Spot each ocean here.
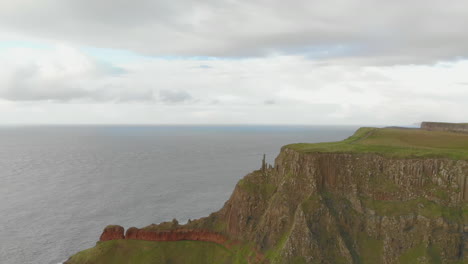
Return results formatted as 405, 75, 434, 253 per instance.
0, 125, 358, 264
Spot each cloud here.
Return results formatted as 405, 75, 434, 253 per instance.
0, 43, 467, 125
1, 0, 468, 64
159, 90, 193, 103
0, 45, 153, 102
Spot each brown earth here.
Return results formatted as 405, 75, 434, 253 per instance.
99, 225, 125, 241
99, 226, 228, 246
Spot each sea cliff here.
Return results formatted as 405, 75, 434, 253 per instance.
66, 127, 468, 264
421, 122, 468, 133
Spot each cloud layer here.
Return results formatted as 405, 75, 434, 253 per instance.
0, 1, 467, 124
1, 0, 468, 63
0, 44, 467, 125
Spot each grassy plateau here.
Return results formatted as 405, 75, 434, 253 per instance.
286, 127, 468, 160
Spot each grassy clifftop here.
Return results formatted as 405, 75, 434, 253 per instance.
286, 127, 468, 160
66, 240, 255, 264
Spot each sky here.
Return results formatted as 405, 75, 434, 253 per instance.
0, 0, 467, 125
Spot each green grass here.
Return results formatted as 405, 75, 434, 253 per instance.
398, 244, 445, 264
66, 240, 254, 264
237, 177, 277, 199
286, 127, 468, 160
361, 197, 462, 222
357, 232, 384, 264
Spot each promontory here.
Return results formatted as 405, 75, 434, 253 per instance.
66, 123, 468, 264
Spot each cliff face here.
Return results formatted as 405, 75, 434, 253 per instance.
99, 225, 125, 241
421, 122, 468, 133
207, 149, 467, 263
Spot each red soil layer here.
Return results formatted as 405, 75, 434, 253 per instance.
98, 225, 227, 245
98, 225, 265, 263
125, 227, 228, 244
99, 225, 125, 241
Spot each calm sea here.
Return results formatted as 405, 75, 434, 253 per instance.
0, 125, 358, 264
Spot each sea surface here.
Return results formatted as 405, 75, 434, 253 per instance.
0, 125, 359, 264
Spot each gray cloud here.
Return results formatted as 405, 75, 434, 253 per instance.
1, 0, 468, 64
159, 89, 193, 103
0, 46, 154, 102
4, 65, 90, 101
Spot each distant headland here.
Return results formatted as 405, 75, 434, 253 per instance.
421, 121, 468, 133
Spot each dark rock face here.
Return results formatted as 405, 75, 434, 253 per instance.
212, 149, 468, 263
93, 147, 467, 263
421, 121, 468, 133
99, 225, 125, 241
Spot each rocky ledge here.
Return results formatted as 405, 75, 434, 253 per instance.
421, 121, 468, 133
98, 225, 228, 245
99, 225, 125, 241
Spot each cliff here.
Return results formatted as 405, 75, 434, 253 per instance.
99, 225, 125, 241
97, 225, 229, 245
212, 150, 467, 263
66, 127, 468, 264
421, 122, 468, 133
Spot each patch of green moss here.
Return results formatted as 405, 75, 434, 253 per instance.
264, 230, 292, 263
357, 232, 383, 264
427, 245, 442, 264
361, 197, 462, 222
398, 244, 427, 264
398, 244, 444, 264
291, 256, 307, 264
237, 178, 277, 199
301, 194, 321, 213
463, 204, 468, 224
368, 175, 401, 193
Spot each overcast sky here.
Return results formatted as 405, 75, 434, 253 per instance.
0, 0, 467, 125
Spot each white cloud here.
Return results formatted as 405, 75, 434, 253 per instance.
0, 45, 152, 102
0, 44, 467, 125
1, 0, 468, 63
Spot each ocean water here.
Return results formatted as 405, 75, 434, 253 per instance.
0, 125, 358, 264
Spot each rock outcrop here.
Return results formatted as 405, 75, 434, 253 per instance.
97, 226, 228, 245
421, 121, 468, 133
205, 149, 468, 263
99, 225, 125, 241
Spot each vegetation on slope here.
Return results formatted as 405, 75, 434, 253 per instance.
65, 240, 254, 264
286, 127, 468, 159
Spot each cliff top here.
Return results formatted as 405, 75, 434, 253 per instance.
422, 121, 468, 125
286, 127, 468, 160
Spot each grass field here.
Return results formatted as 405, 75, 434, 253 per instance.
286, 127, 468, 160
65, 240, 254, 264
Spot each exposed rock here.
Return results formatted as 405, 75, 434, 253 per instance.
99, 226, 228, 245
99, 225, 125, 241
421, 121, 468, 133
208, 149, 468, 263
